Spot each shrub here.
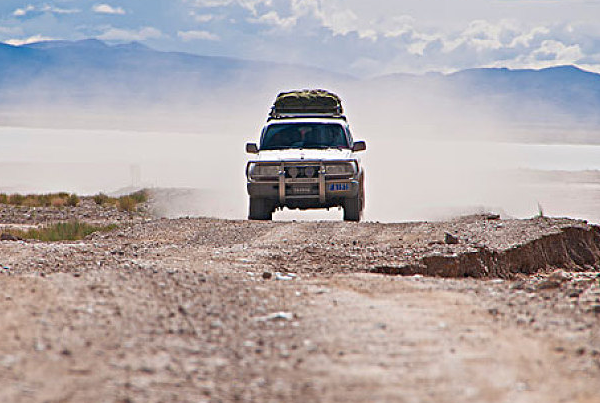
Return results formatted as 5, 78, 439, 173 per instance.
130, 190, 149, 204
6, 221, 118, 242
51, 197, 66, 207
117, 196, 137, 212
23, 196, 40, 207
66, 194, 80, 207
9, 194, 24, 205
0, 194, 7, 204
93, 193, 110, 205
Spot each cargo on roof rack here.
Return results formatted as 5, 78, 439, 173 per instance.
269, 89, 345, 120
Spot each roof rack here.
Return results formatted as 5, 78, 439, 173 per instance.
268, 109, 347, 121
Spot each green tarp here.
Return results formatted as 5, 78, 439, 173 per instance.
273, 89, 343, 114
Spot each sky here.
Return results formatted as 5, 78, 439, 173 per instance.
2, 0, 600, 76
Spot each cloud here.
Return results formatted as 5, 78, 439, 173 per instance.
12, 4, 80, 17
41, 5, 80, 15
0, 26, 23, 36
93, 4, 126, 15
178, 30, 220, 41
13, 5, 35, 17
248, 10, 296, 29
192, 13, 215, 23
97, 26, 162, 41
4, 34, 58, 46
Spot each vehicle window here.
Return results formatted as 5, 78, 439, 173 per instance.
261, 123, 349, 150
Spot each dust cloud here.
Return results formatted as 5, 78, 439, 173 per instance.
1, 79, 599, 223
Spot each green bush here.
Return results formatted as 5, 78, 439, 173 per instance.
130, 190, 149, 204
7, 221, 118, 242
117, 196, 137, 212
66, 194, 80, 207
93, 193, 111, 205
9, 194, 24, 205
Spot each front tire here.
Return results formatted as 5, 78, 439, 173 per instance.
343, 197, 362, 222
249, 198, 272, 221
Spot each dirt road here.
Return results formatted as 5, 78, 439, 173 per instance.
0, 214, 599, 402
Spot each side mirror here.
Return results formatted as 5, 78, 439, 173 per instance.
352, 141, 366, 152
246, 143, 259, 154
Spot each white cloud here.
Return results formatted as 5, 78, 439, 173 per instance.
97, 27, 162, 41
93, 4, 126, 15
188, 0, 275, 16
249, 11, 296, 29
4, 35, 58, 46
12, 4, 79, 17
193, 13, 215, 23
13, 5, 35, 17
178, 30, 220, 41
0, 26, 23, 36
41, 5, 80, 15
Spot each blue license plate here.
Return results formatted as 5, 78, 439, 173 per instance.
329, 183, 349, 191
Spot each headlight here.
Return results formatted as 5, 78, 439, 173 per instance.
325, 162, 355, 176
248, 163, 279, 179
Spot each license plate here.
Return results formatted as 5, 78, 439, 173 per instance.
329, 183, 349, 191
292, 186, 313, 194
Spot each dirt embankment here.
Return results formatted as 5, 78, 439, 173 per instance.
372, 217, 600, 278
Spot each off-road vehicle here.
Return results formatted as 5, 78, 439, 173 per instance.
245, 90, 366, 221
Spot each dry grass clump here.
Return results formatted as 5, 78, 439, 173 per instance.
5, 221, 117, 242
93, 190, 148, 212
0, 193, 80, 207
0, 190, 147, 212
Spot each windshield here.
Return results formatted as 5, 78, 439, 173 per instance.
261, 123, 349, 150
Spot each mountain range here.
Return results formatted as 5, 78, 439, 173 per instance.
1, 39, 600, 138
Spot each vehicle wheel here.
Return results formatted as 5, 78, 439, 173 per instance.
249, 198, 272, 220
343, 197, 361, 222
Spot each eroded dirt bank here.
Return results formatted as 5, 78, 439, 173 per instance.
0, 212, 599, 402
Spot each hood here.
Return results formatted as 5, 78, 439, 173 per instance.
256, 148, 354, 162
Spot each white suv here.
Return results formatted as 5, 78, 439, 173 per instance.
245, 93, 366, 221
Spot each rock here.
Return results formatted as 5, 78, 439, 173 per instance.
255, 312, 294, 322
536, 279, 562, 290
486, 214, 501, 220
548, 270, 570, 283
511, 281, 525, 290
0, 233, 21, 241
591, 304, 600, 314
275, 273, 294, 281
262, 272, 272, 280
210, 320, 224, 329
537, 271, 570, 290
444, 232, 459, 245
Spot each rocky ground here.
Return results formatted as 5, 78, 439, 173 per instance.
0, 198, 150, 228
0, 200, 599, 402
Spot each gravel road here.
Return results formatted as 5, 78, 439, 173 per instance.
0, 208, 599, 402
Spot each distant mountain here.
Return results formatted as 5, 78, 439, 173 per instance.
2, 39, 600, 139
373, 65, 600, 127
0, 39, 353, 106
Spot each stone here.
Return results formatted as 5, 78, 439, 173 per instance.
444, 232, 459, 245
0, 233, 20, 241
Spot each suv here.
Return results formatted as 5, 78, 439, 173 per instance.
245, 90, 366, 221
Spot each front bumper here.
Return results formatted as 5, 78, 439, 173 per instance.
248, 179, 360, 209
